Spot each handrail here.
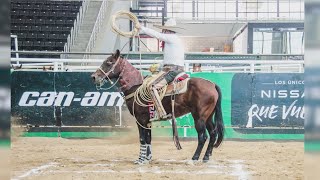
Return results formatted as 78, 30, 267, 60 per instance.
11, 58, 305, 73
84, 1, 108, 59
63, 0, 91, 57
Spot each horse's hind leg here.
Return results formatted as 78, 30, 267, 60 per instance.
192, 113, 208, 161
203, 114, 216, 162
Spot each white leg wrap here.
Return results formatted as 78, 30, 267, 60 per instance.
134, 144, 152, 165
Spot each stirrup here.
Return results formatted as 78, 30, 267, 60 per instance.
160, 113, 172, 120
150, 113, 172, 122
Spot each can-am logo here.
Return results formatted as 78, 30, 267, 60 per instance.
18, 91, 124, 107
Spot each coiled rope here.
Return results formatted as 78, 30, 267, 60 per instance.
111, 10, 141, 38
133, 72, 168, 107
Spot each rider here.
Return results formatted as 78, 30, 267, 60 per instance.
138, 19, 185, 120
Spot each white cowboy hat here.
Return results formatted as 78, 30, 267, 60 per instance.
153, 18, 185, 33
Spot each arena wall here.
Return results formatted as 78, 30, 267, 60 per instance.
11, 71, 304, 140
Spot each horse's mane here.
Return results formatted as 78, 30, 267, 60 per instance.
119, 58, 143, 92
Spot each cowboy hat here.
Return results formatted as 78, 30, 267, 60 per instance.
153, 18, 185, 33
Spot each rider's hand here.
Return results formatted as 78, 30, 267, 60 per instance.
136, 22, 142, 30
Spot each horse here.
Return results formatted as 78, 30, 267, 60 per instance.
91, 50, 224, 164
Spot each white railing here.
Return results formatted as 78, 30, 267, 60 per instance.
10, 58, 305, 73
10, 35, 19, 59
84, 0, 109, 59
63, 0, 91, 57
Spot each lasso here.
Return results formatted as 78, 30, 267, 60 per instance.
133, 73, 168, 107
111, 10, 141, 38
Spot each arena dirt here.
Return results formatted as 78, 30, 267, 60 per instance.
11, 137, 303, 180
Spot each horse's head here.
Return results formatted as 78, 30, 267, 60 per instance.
91, 49, 123, 84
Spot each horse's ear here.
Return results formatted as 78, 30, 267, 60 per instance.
114, 49, 120, 59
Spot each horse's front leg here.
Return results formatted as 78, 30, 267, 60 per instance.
134, 123, 152, 164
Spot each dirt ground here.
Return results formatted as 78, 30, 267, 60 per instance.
11, 137, 303, 180
0, 148, 10, 180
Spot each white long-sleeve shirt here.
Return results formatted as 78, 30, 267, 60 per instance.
140, 26, 185, 67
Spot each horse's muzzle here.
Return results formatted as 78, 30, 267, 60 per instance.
91, 73, 100, 84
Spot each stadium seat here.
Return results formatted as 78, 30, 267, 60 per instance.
35, 19, 45, 25
11, 25, 20, 33
45, 19, 55, 25
12, 4, 22, 10
62, 26, 71, 33
33, 41, 44, 49
44, 41, 55, 50
53, 5, 61, 11
19, 10, 30, 17
37, 33, 48, 40
25, 19, 35, 25
42, 26, 52, 32
20, 26, 31, 32
18, 41, 23, 48
31, 26, 42, 32
65, 19, 74, 25
11, 1, 82, 53
30, 11, 40, 17
56, 20, 65, 25
11, 10, 19, 17
22, 41, 34, 50
49, 34, 60, 41
59, 34, 68, 41
55, 42, 65, 50
23, 4, 34, 10
52, 26, 63, 33
39, 11, 50, 17
17, 33, 27, 40
26, 33, 37, 40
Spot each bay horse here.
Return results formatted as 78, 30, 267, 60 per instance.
91, 50, 224, 164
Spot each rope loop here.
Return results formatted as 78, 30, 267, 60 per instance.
111, 10, 141, 38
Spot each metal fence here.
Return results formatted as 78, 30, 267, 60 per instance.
11, 52, 304, 73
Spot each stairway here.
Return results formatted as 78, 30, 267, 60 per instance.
68, 1, 102, 59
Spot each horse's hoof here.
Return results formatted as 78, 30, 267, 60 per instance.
192, 156, 199, 161
203, 159, 209, 163
203, 156, 209, 163
134, 159, 151, 165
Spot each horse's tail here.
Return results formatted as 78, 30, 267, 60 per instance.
213, 85, 224, 148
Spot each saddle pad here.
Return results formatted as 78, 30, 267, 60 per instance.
165, 78, 190, 96
174, 72, 190, 82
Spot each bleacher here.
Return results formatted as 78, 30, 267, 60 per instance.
11, 0, 82, 58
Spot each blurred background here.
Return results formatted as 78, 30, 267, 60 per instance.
305, 0, 320, 179
0, 0, 10, 179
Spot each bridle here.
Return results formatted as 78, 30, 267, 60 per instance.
96, 56, 122, 90
98, 56, 121, 84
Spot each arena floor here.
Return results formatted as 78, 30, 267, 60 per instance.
11, 136, 303, 180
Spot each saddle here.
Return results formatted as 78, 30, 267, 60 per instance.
124, 72, 190, 101
164, 72, 190, 96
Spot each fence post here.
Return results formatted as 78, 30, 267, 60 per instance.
250, 63, 254, 73
184, 63, 189, 72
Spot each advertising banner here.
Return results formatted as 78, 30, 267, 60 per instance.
11, 71, 304, 139
11, 71, 124, 126
231, 73, 304, 134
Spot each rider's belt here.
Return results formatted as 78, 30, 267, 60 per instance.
162, 64, 184, 72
